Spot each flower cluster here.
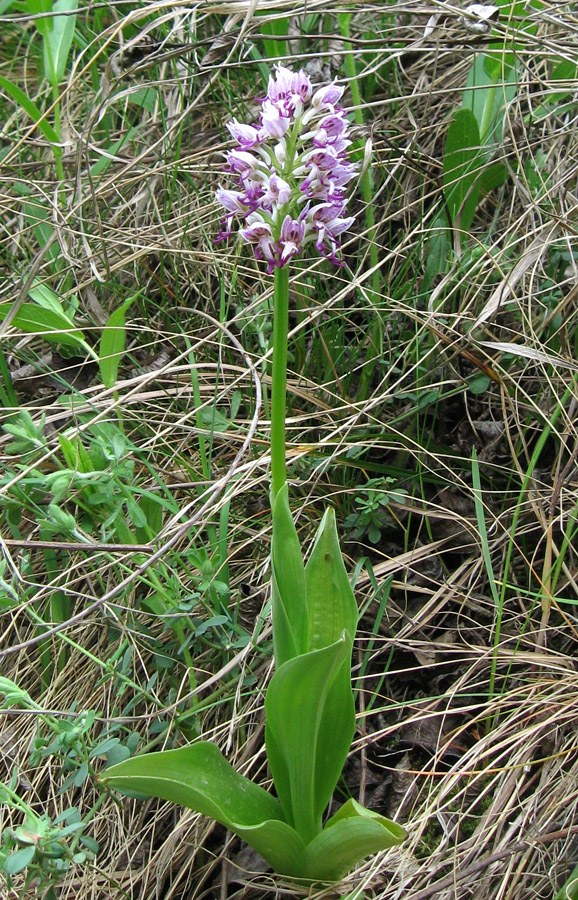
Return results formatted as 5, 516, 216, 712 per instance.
216, 65, 357, 272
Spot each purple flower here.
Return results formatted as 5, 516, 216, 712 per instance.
226, 119, 261, 149
279, 215, 306, 265
216, 64, 357, 269
311, 81, 345, 110
260, 100, 291, 139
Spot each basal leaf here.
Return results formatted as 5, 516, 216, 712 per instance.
265, 636, 349, 843
43, 0, 78, 85
104, 742, 282, 824
26, 0, 53, 36
303, 799, 406, 882
103, 742, 307, 875
0, 302, 86, 349
443, 108, 481, 234
271, 484, 307, 666
99, 294, 137, 388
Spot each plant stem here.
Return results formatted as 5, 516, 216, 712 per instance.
270, 266, 289, 499
51, 81, 65, 183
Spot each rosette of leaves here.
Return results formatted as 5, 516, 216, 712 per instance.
103, 487, 405, 883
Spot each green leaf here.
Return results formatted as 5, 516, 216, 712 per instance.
468, 374, 491, 395
0, 75, 59, 144
103, 742, 308, 876
304, 507, 357, 823
10, 189, 61, 262
43, 0, 78, 85
99, 295, 137, 388
26, 0, 53, 36
271, 484, 308, 665
423, 213, 450, 291
4, 845, 36, 875
477, 161, 507, 194
0, 302, 86, 349
58, 434, 93, 475
464, 54, 518, 144
443, 108, 481, 234
265, 635, 350, 843
305, 506, 357, 651
303, 799, 406, 882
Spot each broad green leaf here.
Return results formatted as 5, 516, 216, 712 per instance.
28, 282, 72, 315
103, 742, 308, 876
271, 484, 307, 665
104, 743, 282, 824
477, 161, 507, 195
303, 799, 406, 882
257, 12, 289, 61
304, 506, 357, 820
265, 636, 349, 843
4, 844, 36, 875
0, 75, 59, 144
26, 0, 53, 36
43, 0, 78, 85
464, 54, 518, 144
99, 295, 137, 388
305, 506, 357, 651
423, 214, 450, 291
0, 302, 86, 350
443, 108, 481, 233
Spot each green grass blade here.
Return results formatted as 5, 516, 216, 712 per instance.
0, 75, 59, 143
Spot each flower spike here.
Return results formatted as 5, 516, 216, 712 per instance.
216, 65, 357, 269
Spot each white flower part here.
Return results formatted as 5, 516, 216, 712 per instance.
274, 141, 287, 167
261, 174, 292, 210
260, 100, 290, 139
311, 81, 345, 109
226, 119, 260, 148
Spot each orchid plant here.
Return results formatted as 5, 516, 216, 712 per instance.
103, 65, 406, 884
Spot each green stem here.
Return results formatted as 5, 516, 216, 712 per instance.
51, 80, 65, 183
270, 266, 290, 499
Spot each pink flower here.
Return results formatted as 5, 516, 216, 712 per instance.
261, 174, 292, 210
225, 149, 260, 174
216, 186, 249, 213
279, 215, 306, 264
260, 100, 291, 139
240, 217, 278, 272
216, 65, 357, 269
312, 81, 345, 109
226, 119, 261, 149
